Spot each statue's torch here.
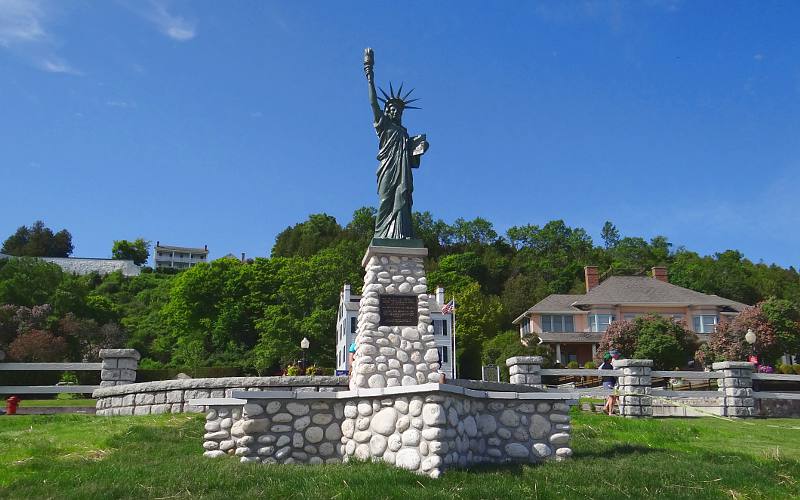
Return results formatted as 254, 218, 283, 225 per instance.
364, 47, 374, 68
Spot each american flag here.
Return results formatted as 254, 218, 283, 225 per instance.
441, 299, 455, 315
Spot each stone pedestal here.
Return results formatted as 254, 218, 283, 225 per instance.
615, 359, 652, 418
99, 349, 140, 387
350, 245, 441, 390
713, 361, 755, 417
506, 356, 543, 387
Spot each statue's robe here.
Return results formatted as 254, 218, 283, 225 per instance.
373, 114, 420, 239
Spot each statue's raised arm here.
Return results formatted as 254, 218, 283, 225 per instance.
364, 48, 381, 123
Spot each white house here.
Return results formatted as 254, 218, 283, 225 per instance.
335, 284, 455, 379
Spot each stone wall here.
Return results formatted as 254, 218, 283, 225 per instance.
195, 383, 574, 478
93, 376, 348, 416
351, 247, 440, 390
202, 399, 345, 464
340, 390, 572, 477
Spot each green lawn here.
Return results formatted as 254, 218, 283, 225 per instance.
0, 412, 798, 499
18, 399, 96, 408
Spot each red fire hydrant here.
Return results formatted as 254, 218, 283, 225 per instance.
6, 396, 20, 415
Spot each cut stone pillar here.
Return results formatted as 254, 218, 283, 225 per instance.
615, 359, 652, 418
506, 356, 542, 387
712, 361, 755, 417
351, 245, 440, 390
99, 349, 140, 387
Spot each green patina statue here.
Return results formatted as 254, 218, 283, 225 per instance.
364, 48, 429, 245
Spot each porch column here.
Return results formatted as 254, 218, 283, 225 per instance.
555, 343, 562, 364
591, 344, 597, 358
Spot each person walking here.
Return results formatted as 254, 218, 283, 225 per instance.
600, 353, 618, 415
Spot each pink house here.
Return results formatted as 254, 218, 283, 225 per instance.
512, 266, 748, 365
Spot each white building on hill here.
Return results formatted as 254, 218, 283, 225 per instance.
335, 284, 455, 379
154, 242, 209, 270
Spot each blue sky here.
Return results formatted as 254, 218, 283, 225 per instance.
1, 1, 798, 267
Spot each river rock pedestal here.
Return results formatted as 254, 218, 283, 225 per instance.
350, 245, 441, 390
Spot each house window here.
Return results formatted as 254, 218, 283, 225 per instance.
589, 314, 614, 332
693, 315, 717, 333
437, 346, 449, 363
520, 319, 531, 335
433, 319, 448, 336
623, 313, 641, 321
541, 315, 574, 333
350, 317, 357, 334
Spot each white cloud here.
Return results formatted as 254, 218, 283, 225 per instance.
38, 56, 80, 74
0, 0, 46, 46
127, 0, 197, 42
0, 0, 80, 74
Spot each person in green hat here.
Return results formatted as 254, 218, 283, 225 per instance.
600, 352, 618, 415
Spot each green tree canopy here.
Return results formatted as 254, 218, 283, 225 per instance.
112, 238, 151, 266
2, 220, 73, 257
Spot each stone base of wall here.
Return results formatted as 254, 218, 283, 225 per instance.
195, 383, 575, 478
92, 376, 348, 416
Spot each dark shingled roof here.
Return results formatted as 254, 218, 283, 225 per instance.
514, 276, 748, 323
512, 294, 585, 324
572, 276, 748, 310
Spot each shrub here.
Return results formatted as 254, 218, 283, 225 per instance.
9, 329, 68, 362
700, 303, 782, 366
567, 361, 579, 369
305, 365, 319, 376
599, 315, 697, 369
794, 365, 800, 375
481, 330, 553, 381
286, 364, 301, 376
59, 371, 79, 384
583, 361, 597, 369
777, 364, 794, 374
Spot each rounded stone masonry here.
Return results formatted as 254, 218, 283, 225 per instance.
712, 361, 755, 417
196, 384, 575, 478
351, 246, 440, 390
99, 349, 141, 387
614, 359, 652, 418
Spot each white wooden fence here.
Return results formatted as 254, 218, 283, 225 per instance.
0, 362, 102, 395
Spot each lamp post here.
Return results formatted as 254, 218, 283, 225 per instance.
301, 337, 310, 374
745, 328, 757, 363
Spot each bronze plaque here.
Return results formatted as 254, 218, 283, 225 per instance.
379, 295, 418, 326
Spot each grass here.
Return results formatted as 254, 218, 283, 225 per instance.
18, 399, 96, 408
0, 412, 798, 499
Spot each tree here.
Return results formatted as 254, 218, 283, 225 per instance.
344, 207, 376, 245
697, 303, 783, 366
271, 213, 343, 258
601, 221, 620, 249
112, 238, 151, 266
8, 330, 68, 362
598, 315, 697, 369
0, 258, 63, 307
761, 298, 800, 358
2, 220, 73, 257
481, 330, 553, 381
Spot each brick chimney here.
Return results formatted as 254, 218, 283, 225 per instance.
584, 266, 600, 292
652, 266, 668, 282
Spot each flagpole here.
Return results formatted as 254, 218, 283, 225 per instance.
451, 294, 457, 380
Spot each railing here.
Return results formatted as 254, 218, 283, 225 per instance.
0, 362, 102, 394
507, 357, 800, 417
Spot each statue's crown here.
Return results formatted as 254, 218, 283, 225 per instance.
378, 82, 420, 110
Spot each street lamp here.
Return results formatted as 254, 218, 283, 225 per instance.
744, 328, 756, 346
300, 337, 310, 374
745, 328, 757, 364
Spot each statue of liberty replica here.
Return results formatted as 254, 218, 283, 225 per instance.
364, 48, 429, 246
